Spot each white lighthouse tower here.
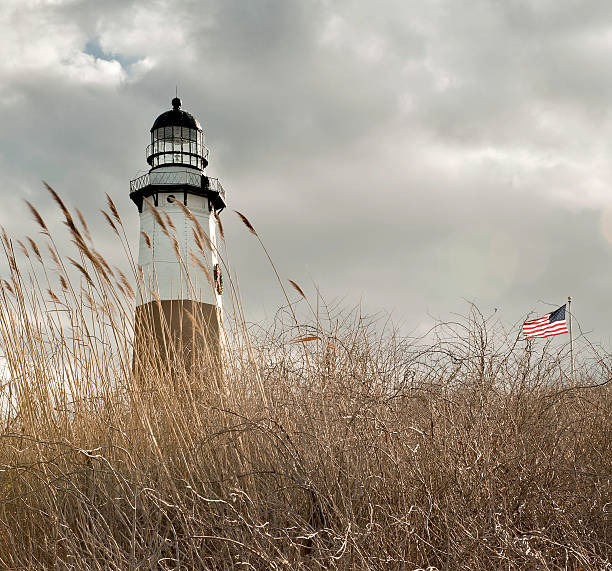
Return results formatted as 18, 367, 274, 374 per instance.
129, 97, 226, 372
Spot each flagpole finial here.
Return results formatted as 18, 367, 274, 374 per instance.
568, 296, 572, 302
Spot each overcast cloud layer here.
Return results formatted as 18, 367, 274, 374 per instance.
2, 0, 612, 343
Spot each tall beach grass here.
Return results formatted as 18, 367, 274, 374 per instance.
0, 186, 609, 569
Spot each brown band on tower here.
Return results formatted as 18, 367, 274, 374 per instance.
133, 299, 222, 388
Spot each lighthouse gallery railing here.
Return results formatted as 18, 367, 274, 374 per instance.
129, 170, 226, 204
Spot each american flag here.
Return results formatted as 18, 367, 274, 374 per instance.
522, 304, 569, 338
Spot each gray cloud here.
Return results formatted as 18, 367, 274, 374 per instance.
1, 0, 612, 344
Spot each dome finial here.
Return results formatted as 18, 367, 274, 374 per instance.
172, 96, 181, 110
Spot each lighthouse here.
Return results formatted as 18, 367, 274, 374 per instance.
129, 97, 226, 374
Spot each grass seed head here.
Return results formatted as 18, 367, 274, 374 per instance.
26, 237, 42, 264
289, 279, 306, 298
25, 200, 48, 233
235, 210, 257, 236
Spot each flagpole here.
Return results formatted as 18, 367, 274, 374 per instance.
568, 296, 574, 378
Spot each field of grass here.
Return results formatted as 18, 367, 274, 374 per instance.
0, 187, 609, 569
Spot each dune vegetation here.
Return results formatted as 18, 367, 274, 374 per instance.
0, 186, 609, 569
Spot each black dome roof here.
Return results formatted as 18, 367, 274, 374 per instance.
150, 98, 201, 132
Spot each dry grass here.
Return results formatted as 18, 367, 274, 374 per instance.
0, 188, 609, 569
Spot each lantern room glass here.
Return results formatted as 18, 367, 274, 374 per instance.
147, 126, 208, 170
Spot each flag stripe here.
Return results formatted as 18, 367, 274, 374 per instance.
525, 322, 568, 333
526, 326, 568, 337
523, 314, 551, 327
523, 326, 567, 335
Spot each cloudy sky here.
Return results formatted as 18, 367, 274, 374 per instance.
2, 0, 612, 344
